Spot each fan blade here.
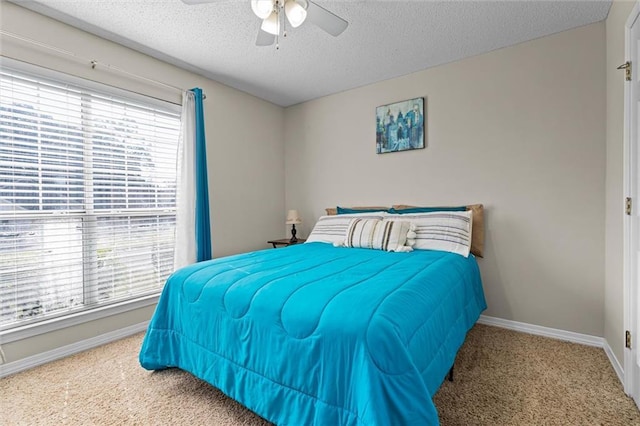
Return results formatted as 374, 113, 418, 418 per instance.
180, 0, 222, 4
306, 1, 348, 36
256, 28, 275, 46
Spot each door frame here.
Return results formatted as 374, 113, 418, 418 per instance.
624, 0, 640, 402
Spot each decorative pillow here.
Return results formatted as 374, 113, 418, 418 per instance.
306, 213, 386, 245
325, 206, 389, 216
384, 211, 473, 257
337, 206, 388, 215
340, 218, 413, 252
387, 206, 466, 214
392, 204, 484, 258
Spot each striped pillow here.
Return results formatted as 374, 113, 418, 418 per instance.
306, 213, 386, 245
344, 219, 412, 252
385, 211, 473, 257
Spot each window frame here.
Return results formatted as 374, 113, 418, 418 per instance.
0, 57, 181, 343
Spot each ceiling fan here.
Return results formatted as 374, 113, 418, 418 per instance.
181, 0, 348, 48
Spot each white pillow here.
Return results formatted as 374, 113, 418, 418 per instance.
306, 213, 387, 245
384, 211, 473, 257
341, 218, 413, 252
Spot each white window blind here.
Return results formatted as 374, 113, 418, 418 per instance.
0, 62, 181, 330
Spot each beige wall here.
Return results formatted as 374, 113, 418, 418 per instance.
285, 23, 607, 336
0, 2, 285, 362
605, 0, 635, 366
0, 1, 620, 367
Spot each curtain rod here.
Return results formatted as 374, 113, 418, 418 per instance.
0, 29, 206, 100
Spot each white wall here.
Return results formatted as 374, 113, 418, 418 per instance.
285, 23, 607, 337
0, 1, 285, 362
605, 0, 636, 366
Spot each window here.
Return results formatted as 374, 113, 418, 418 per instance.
0, 60, 181, 331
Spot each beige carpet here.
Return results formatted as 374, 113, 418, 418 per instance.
1, 324, 638, 425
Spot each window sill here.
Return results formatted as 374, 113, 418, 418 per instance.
0, 293, 160, 344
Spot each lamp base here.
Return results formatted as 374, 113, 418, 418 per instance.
289, 224, 298, 243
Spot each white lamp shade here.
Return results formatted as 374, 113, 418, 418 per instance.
285, 0, 307, 28
286, 209, 302, 225
261, 11, 280, 35
251, 0, 274, 20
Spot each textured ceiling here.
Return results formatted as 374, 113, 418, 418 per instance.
11, 0, 611, 107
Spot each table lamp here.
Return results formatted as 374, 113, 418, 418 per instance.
286, 210, 302, 243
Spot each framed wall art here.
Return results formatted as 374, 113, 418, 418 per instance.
376, 97, 425, 154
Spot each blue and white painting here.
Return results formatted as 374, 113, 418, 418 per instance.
376, 97, 425, 154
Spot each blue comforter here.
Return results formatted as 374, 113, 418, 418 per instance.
139, 242, 486, 425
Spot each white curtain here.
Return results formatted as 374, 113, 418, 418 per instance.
174, 90, 197, 269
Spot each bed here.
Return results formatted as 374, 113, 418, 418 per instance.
139, 206, 487, 425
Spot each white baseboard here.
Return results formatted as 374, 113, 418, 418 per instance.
0, 321, 149, 378
478, 315, 604, 346
478, 315, 624, 385
603, 339, 624, 384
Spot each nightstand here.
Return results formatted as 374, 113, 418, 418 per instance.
267, 238, 306, 248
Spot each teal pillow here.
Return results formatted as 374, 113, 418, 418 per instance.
387, 206, 467, 214
336, 206, 387, 214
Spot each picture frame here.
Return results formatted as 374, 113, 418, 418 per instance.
376, 97, 425, 154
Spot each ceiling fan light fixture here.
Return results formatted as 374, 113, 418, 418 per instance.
284, 0, 307, 28
261, 11, 280, 35
251, 0, 274, 20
